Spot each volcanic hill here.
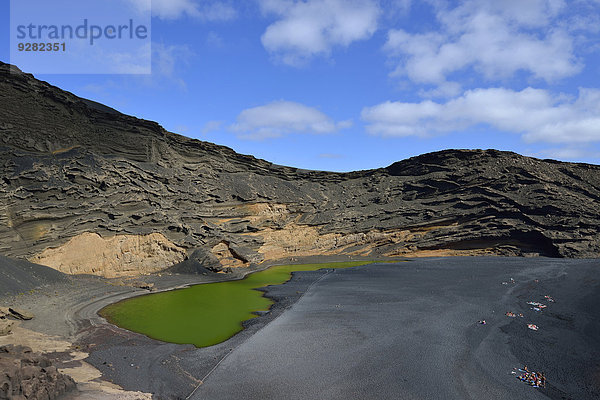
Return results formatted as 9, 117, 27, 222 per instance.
1, 61, 599, 277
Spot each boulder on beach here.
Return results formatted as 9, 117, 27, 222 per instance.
0, 307, 34, 321
8, 308, 34, 321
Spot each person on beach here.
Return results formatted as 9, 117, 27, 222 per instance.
541, 373, 546, 388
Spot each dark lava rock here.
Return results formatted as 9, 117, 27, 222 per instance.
0, 60, 599, 274
5, 308, 34, 321
0, 345, 76, 400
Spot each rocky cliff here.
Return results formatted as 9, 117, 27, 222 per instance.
1, 61, 599, 277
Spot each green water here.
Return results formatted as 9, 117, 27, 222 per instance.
100, 261, 375, 347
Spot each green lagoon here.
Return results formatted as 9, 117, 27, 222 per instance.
100, 261, 375, 347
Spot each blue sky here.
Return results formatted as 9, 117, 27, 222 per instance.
2, 0, 600, 172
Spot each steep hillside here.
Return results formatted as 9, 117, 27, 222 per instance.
0, 255, 68, 296
1, 61, 599, 276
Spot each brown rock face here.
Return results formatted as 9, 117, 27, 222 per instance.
29, 232, 187, 278
0, 345, 76, 399
1, 61, 599, 276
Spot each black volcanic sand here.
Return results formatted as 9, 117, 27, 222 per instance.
189, 258, 599, 400
0, 255, 68, 296
79, 268, 335, 399
2, 257, 599, 399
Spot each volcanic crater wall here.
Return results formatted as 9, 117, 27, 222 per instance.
1, 61, 599, 276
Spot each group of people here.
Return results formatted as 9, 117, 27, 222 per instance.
515, 366, 546, 388
527, 323, 539, 331
527, 301, 547, 309
499, 281, 550, 390
505, 311, 524, 318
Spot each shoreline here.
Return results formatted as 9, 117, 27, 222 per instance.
0, 255, 400, 398
99, 260, 381, 348
1, 255, 598, 399
80, 265, 350, 398
188, 257, 600, 400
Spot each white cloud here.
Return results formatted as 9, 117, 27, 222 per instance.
230, 101, 352, 139
128, 0, 236, 20
438, 0, 566, 29
362, 87, 600, 144
385, 0, 581, 91
260, 0, 380, 65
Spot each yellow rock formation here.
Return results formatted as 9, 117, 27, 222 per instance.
29, 232, 186, 278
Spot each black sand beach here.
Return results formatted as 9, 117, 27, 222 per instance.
2, 257, 599, 399
191, 258, 599, 400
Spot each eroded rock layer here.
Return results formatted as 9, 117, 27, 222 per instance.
1, 61, 599, 276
